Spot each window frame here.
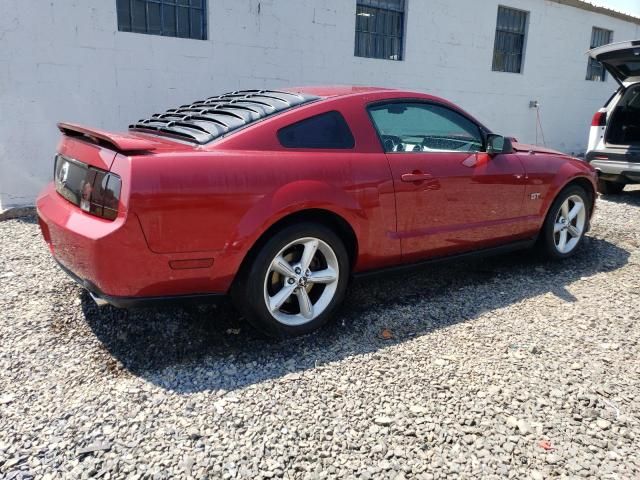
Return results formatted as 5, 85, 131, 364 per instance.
491, 5, 530, 74
116, 0, 208, 40
277, 110, 356, 150
586, 27, 614, 82
365, 100, 489, 154
354, 0, 406, 61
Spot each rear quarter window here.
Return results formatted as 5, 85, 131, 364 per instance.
278, 111, 355, 149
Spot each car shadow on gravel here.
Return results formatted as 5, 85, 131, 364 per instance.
79, 235, 630, 393
601, 188, 640, 206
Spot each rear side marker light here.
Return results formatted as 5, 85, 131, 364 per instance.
591, 111, 607, 127
38, 216, 52, 246
169, 258, 214, 270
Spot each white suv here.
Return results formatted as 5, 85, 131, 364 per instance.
587, 40, 640, 194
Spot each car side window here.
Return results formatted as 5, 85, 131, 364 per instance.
278, 111, 355, 149
368, 103, 484, 153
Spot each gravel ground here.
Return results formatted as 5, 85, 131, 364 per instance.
1, 188, 640, 480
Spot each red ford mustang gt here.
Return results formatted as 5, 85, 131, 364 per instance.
37, 86, 597, 337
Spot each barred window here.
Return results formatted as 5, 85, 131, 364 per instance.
586, 27, 613, 81
492, 6, 529, 73
116, 0, 207, 40
354, 0, 405, 61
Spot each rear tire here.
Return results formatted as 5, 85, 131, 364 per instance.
232, 223, 350, 338
597, 179, 625, 195
538, 185, 590, 260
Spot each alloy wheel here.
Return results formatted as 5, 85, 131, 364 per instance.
263, 237, 340, 326
553, 194, 586, 254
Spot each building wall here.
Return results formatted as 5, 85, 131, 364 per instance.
1, 0, 639, 209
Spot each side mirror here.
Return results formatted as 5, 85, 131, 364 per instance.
486, 134, 514, 155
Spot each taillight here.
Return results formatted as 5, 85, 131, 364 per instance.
591, 111, 607, 127
54, 154, 122, 220
89, 170, 122, 220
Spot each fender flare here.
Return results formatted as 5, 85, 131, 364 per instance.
542, 169, 597, 224
224, 179, 365, 258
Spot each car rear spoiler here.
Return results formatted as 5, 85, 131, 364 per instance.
58, 122, 159, 153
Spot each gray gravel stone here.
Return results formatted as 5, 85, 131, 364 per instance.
1, 189, 640, 478
374, 416, 394, 427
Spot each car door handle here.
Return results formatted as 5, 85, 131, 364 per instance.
401, 172, 433, 183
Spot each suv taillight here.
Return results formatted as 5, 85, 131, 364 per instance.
54, 154, 122, 220
591, 111, 607, 127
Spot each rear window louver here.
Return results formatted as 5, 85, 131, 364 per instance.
129, 89, 319, 144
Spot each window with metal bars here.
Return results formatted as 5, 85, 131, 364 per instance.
116, 0, 207, 40
354, 0, 405, 61
492, 6, 528, 74
586, 27, 613, 81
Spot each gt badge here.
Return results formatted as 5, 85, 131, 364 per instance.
530, 193, 541, 200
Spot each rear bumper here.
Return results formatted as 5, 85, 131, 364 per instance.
589, 159, 640, 183
587, 149, 640, 183
37, 183, 227, 300
54, 258, 224, 308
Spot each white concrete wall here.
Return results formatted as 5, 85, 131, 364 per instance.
1, 0, 639, 209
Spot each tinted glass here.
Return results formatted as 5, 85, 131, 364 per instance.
618, 61, 640, 78
116, 0, 131, 31
586, 27, 613, 81
278, 111, 355, 149
369, 103, 483, 153
162, 3, 177, 36
117, 0, 207, 40
492, 6, 528, 73
355, 0, 404, 61
147, 2, 162, 34
599, 47, 640, 81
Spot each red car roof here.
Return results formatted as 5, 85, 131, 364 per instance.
287, 85, 460, 110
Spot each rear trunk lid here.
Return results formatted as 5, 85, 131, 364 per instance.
59, 122, 162, 152
57, 122, 197, 168
54, 123, 189, 220
589, 40, 640, 88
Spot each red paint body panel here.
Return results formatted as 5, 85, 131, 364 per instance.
37, 87, 598, 300
386, 151, 527, 261
57, 136, 118, 171
37, 184, 219, 296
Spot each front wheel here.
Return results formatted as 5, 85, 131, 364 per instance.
539, 185, 590, 259
233, 223, 350, 338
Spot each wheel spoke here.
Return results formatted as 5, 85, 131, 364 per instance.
300, 239, 319, 271
557, 230, 568, 252
272, 255, 296, 277
308, 267, 338, 285
561, 200, 570, 220
567, 202, 583, 221
554, 222, 564, 233
264, 236, 340, 326
567, 224, 582, 238
296, 288, 314, 319
269, 284, 296, 312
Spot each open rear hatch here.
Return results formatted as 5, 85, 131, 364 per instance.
589, 42, 640, 147
605, 83, 640, 146
589, 40, 640, 88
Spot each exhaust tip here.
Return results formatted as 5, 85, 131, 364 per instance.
89, 291, 109, 307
